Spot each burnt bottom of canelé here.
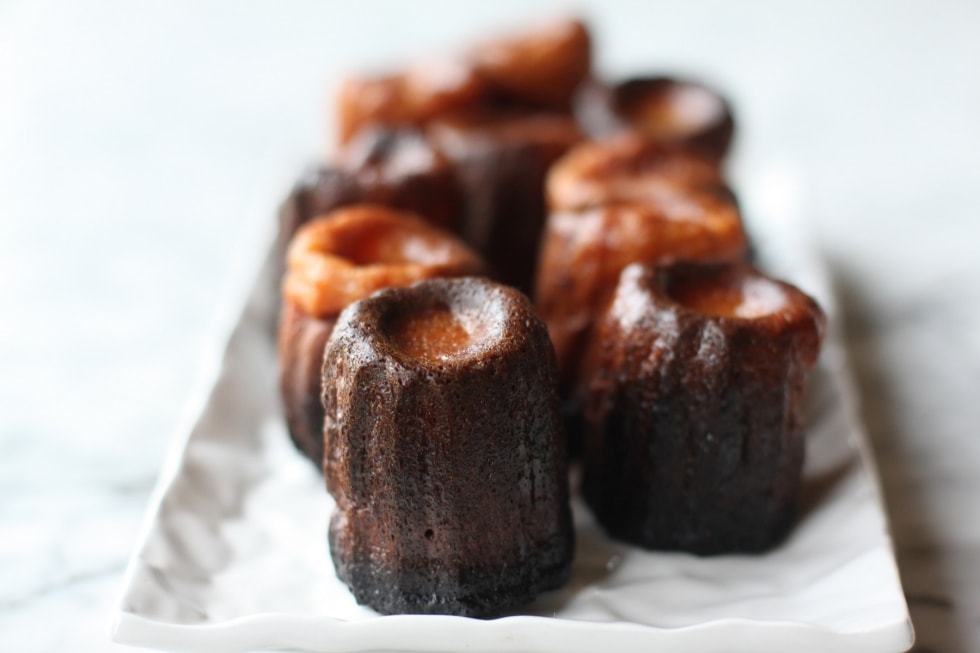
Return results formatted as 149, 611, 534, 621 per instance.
330, 518, 572, 617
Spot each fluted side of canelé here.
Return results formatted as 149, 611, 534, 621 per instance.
427, 112, 582, 293
322, 278, 573, 616
581, 262, 824, 554
277, 303, 335, 465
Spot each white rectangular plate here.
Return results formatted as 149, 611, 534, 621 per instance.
109, 168, 914, 653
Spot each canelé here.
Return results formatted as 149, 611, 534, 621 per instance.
336, 59, 486, 145
426, 109, 582, 292
581, 261, 825, 554
468, 17, 591, 111
576, 76, 734, 161
278, 206, 482, 466
322, 277, 573, 616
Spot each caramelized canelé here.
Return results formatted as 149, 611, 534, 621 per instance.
581, 261, 825, 554
536, 134, 747, 388
576, 76, 734, 161
322, 277, 573, 616
467, 16, 591, 111
278, 206, 483, 466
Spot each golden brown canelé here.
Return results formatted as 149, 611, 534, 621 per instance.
335, 17, 591, 145
322, 277, 573, 616
581, 261, 825, 554
278, 206, 483, 466
576, 76, 734, 161
536, 135, 747, 389
467, 16, 591, 111
426, 109, 582, 293
278, 128, 460, 245
336, 58, 487, 145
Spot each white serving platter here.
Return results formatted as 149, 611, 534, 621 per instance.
109, 167, 914, 653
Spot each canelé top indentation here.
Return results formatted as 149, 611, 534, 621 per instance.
606, 262, 827, 372
615, 78, 726, 141
284, 205, 483, 318
373, 279, 510, 368
388, 302, 491, 363
665, 268, 788, 320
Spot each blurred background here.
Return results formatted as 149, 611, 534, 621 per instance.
1, 1, 978, 651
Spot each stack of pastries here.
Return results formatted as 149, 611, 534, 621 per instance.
276, 16, 825, 617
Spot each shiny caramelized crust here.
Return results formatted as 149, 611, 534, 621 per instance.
469, 17, 591, 110
576, 76, 734, 161
581, 262, 825, 554
322, 277, 573, 616
336, 59, 487, 144
278, 128, 460, 243
546, 133, 727, 212
279, 207, 483, 466
426, 109, 582, 292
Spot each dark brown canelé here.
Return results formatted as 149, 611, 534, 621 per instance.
576, 76, 734, 161
536, 134, 747, 391
322, 277, 573, 616
278, 206, 483, 466
581, 261, 825, 554
426, 109, 582, 293
278, 128, 460, 246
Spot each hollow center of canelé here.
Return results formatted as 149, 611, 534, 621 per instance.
669, 275, 787, 319
337, 222, 454, 267
389, 303, 488, 362
620, 83, 723, 139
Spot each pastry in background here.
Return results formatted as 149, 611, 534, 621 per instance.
279, 128, 460, 247
576, 76, 734, 161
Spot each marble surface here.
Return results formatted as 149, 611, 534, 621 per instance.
1, 1, 977, 652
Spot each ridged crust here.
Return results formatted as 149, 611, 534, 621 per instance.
581, 262, 825, 554
427, 110, 582, 293
322, 278, 573, 616
278, 304, 335, 465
